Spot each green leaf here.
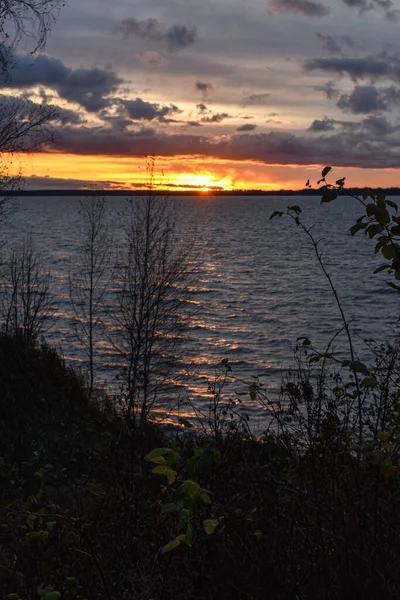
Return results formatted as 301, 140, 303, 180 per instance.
185, 522, 193, 546
152, 465, 177, 485
270, 211, 283, 220
203, 519, 219, 535
348, 361, 369, 375
179, 480, 200, 496
361, 376, 378, 388
200, 491, 212, 505
161, 538, 182, 554
26, 530, 49, 541
321, 166, 331, 178
147, 448, 171, 463
378, 431, 391, 442
42, 593, 61, 600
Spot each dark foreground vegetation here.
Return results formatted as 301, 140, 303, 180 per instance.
2, 326, 400, 600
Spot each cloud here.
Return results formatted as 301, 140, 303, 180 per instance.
116, 18, 197, 52
268, 0, 330, 17
118, 98, 181, 121
337, 85, 400, 113
308, 116, 337, 131
339, 0, 399, 19
240, 93, 270, 107
237, 123, 257, 131
24, 175, 129, 190
139, 51, 166, 67
0, 51, 122, 112
196, 103, 208, 113
195, 81, 214, 99
337, 85, 388, 113
304, 54, 400, 83
201, 112, 230, 123
361, 114, 397, 136
47, 120, 400, 170
187, 121, 202, 127
315, 33, 342, 55
314, 81, 340, 99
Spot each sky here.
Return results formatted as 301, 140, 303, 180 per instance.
3, 0, 400, 190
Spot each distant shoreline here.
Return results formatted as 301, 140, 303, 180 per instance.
3, 187, 400, 197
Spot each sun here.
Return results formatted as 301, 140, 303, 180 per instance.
171, 172, 228, 191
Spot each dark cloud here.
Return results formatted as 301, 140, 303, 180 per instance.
308, 116, 337, 131
196, 103, 208, 113
361, 115, 397, 136
24, 175, 129, 190
0, 52, 122, 112
240, 93, 270, 107
237, 123, 257, 131
315, 33, 342, 55
187, 121, 202, 127
47, 121, 400, 170
268, 0, 330, 17
337, 85, 400, 113
116, 18, 197, 52
337, 85, 388, 113
339, 0, 399, 19
195, 81, 214, 99
314, 81, 340, 99
304, 54, 400, 83
201, 112, 230, 123
119, 98, 181, 121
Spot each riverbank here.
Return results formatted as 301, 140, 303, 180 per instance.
2, 334, 400, 599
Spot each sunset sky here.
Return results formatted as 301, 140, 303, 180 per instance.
3, 0, 400, 191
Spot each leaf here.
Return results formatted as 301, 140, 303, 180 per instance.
26, 530, 49, 541
321, 189, 337, 203
200, 491, 212, 505
321, 166, 331, 178
185, 522, 193, 546
203, 519, 219, 535
348, 361, 369, 375
374, 264, 391, 274
375, 207, 390, 226
161, 538, 182, 554
270, 211, 283, 220
386, 199, 398, 212
42, 593, 61, 600
151, 455, 167, 465
382, 244, 397, 260
179, 480, 200, 496
378, 431, 391, 442
178, 417, 193, 428
147, 448, 171, 463
152, 465, 177, 485
253, 530, 263, 540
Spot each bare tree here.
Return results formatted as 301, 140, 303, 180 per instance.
1, 235, 55, 342
0, 94, 57, 152
0, 0, 63, 75
113, 161, 192, 426
69, 192, 112, 395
